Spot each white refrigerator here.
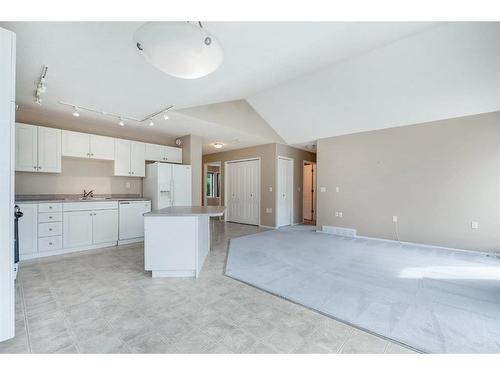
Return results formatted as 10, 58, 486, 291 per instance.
143, 162, 192, 210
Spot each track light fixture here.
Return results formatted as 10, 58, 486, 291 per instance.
34, 65, 48, 105
58, 102, 174, 127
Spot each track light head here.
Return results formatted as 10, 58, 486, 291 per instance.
149, 119, 154, 126
163, 112, 169, 120
72, 107, 80, 117
118, 118, 125, 126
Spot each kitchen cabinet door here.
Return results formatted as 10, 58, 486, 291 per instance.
61, 130, 90, 158
114, 139, 131, 176
17, 203, 38, 256
15, 123, 38, 172
90, 134, 115, 160
130, 141, 145, 177
92, 209, 118, 244
145, 143, 165, 162
63, 211, 93, 248
164, 146, 182, 163
37, 126, 61, 173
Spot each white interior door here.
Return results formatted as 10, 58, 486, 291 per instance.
0, 26, 16, 342
226, 159, 259, 225
303, 163, 313, 221
37, 126, 61, 173
278, 157, 293, 227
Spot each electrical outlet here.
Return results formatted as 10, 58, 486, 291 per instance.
269, 187, 273, 192
125, 182, 131, 189
339, 212, 343, 218
298, 187, 301, 192
393, 215, 398, 223
266, 208, 273, 214
335, 211, 339, 217
471, 221, 479, 229
335, 186, 340, 193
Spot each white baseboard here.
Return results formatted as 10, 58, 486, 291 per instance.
20, 241, 118, 261
259, 225, 278, 229
118, 238, 144, 246
319, 225, 357, 237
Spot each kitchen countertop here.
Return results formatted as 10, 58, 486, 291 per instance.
15, 194, 151, 204
143, 206, 225, 217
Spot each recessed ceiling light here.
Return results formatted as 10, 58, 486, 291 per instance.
72, 107, 80, 117
149, 119, 154, 126
134, 22, 223, 79
213, 142, 223, 149
118, 118, 125, 126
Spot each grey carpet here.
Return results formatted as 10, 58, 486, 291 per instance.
225, 226, 500, 353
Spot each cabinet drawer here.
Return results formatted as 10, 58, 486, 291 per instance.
38, 202, 63, 213
38, 222, 63, 237
38, 212, 62, 223
38, 236, 63, 252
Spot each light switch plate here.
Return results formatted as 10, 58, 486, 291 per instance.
320, 187, 327, 193
471, 221, 479, 229
335, 187, 340, 193
269, 187, 273, 192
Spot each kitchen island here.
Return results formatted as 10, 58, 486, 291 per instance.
143, 206, 225, 278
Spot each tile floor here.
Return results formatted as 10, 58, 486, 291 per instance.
0, 221, 415, 353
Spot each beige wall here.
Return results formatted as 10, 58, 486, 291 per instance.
203, 143, 316, 227
276, 144, 317, 224
180, 134, 203, 205
16, 158, 142, 195
316, 111, 500, 252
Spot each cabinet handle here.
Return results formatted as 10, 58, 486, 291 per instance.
49, 206, 52, 209
91, 153, 94, 156
33, 166, 37, 169
49, 242, 53, 245
49, 228, 52, 231
49, 216, 52, 219
38, 166, 42, 170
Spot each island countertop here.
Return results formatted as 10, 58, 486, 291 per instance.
143, 206, 225, 217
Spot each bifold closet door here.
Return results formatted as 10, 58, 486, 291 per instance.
226, 160, 259, 225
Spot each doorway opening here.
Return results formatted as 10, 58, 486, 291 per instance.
303, 161, 316, 225
203, 162, 222, 207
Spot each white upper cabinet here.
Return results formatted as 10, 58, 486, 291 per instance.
145, 143, 164, 162
90, 135, 115, 160
130, 141, 146, 177
15, 123, 38, 172
62, 131, 115, 160
145, 143, 182, 163
164, 146, 182, 163
114, 139, 131, 176
15, 123, 61, 173
61, 130, 90, 158
37, 126, 62, 173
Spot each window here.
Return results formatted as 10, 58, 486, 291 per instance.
206, 171, 220, 198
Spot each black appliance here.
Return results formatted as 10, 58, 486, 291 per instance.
14, 205, 23, 264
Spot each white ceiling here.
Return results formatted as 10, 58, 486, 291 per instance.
1, 21, 438, 152
248, 22, 500, 145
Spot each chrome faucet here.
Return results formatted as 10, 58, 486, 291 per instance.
82, 190, 94, 199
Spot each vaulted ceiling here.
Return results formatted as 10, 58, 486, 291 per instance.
2, 21, 499, 153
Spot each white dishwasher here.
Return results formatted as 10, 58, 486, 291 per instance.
118, 200, 151, 244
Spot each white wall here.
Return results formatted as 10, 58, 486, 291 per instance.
248, 23, 500, 145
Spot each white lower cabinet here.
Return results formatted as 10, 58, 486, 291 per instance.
64, 209, 118, 248
17, 203, 38, 256
63, 211, 94, 248
93, 210, 119, 244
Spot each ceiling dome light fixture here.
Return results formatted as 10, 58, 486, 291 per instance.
72, 107, 80, 117
133, 22, 223, 79
213, 142, 224, 149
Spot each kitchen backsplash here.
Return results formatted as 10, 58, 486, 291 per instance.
15, 158, 142, 195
